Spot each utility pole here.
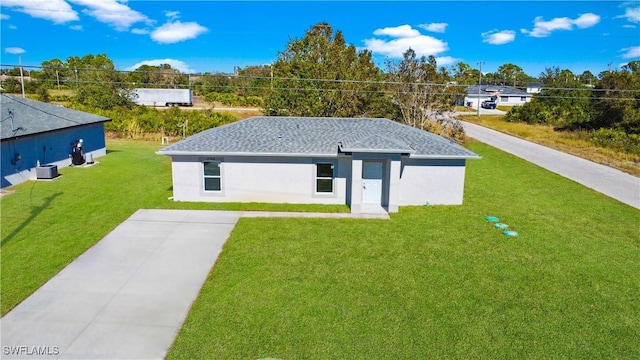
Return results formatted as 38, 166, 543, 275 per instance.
56, 69, 60, 90
477, 61, 484, 117
19, 55, 25, 98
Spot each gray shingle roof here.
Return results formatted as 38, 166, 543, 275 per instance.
465, 85, 530, 97
158, 116, 479, 159
1, 94, 110, 140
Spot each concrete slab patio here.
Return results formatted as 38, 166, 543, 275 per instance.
1, 208, 388, 360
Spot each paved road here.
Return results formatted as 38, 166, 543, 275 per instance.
1, 209, 387, 360
461, 121, 640, 209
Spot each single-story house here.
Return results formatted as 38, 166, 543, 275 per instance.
158, 116, 480, 213
464, 85, 532, 108
526, 82, 542, 94
1, 94, 111, 188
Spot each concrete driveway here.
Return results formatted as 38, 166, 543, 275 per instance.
1, 210, 241, 360
461, 121, 640, 209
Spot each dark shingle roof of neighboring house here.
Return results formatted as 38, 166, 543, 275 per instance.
465, 85, 531, 97
527, 82, 542, 88
0, 94, 111, 140
158, 116, 480, 159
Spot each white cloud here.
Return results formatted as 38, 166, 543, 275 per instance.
373, 25, 421, 38
165, 10, 180, 20
70, 24, 82, 31
621, 46, 640, 59
150, 21, 208, 44
5, 47, 26, 54
126, 59, 195, 74
0, 14, 9, 20
364, 25, 448, 58
522, 13, 600, 37
435, 56, 458, 66
9, 24, 17, 29
482, 29, 516, 45
1, 0, 78, 24
616, 6, 640, 23
573, 13, 601, 28
418, 22, 448, 33
69, 0, 149, 31
131, 28, 149, 35
622, 24, 636, 28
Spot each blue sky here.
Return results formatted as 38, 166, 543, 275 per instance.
1, 1, 638, 78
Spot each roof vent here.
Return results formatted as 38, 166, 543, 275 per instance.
277, 133, 282, 140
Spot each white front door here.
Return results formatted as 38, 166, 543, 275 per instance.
362, 161, 383, 204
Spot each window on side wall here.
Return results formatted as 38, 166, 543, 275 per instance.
203, 161, 221, 191
501, 96, 508, 102
316, 163, 334, 193
521, 96, 527, 101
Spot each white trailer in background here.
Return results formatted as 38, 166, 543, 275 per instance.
131, 88, 193, 107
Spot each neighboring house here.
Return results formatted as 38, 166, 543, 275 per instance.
527, 82, 542, 94
465, 85, 532, 108
0, 74, 35, 83
1, 94, 111, 188
158, 116, 480, 214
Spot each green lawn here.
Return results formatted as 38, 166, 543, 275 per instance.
1, 139, 638, 358
167, 141, 639, 359
0, 139, 346, 315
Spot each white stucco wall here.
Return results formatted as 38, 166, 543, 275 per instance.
170, 155, 350, 204
168, 154, 470, 209
399, 158, 467, 205
497, 95, 531, 106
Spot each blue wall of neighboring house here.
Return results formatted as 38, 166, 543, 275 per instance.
1, 123, 106, 188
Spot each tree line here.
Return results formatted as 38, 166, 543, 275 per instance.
1, 22, 638, 150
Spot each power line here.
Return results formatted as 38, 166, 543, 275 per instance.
2, 63, 639, 94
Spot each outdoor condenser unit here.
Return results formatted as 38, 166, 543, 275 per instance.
36, 164, 58, 179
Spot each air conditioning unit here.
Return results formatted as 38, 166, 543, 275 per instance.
36, 164, 58, 179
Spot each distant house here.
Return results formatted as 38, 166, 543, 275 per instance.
527, 82, 542, 94
1, 94, 111, 188
158, 116, 480, 213
0, 74, 35, 83
464, 85, 532, 108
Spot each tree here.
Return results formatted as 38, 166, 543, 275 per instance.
505, 67, 592, 126
451, 62, 478, 85
126, 64, 188, 89
39, 58, 66, 89
578, 70, 597, 86
496, 63, 526, 87
66, 54, 134, 109
235, 65, 271, 97
264, 22, 391, 117
589, 62, 640, 133
386, 49, 464, 139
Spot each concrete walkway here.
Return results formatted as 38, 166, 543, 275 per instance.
461, 121, 640, 209
1, 209, 387, 360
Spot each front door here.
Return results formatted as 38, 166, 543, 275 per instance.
362, 161, 383, 204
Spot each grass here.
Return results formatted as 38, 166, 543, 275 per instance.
0, 139, 346, 315
166, 140, 639, 359
1, 138, 638, 358
460, 114, 640, 177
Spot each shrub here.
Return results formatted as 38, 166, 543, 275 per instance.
590, 128, 640, 154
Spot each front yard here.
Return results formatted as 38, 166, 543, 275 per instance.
1, 139, 638, 358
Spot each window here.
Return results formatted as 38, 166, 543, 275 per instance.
316, 163, 334, 193
203, 161, 221, 191
501, 96, 508, 102
521, 96, 527, 102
